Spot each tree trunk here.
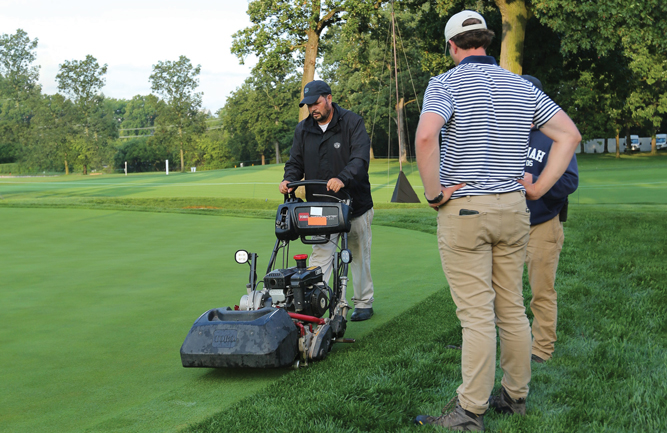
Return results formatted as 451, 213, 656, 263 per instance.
651, 130, 657, 155
180, 147, 184, 172
261, 154, 266, 165
64, 157, 69, 175
602, 135, 608, 153
396, 97, 408, 164
299, 28, 320, 121
83, 164, 87, 175
615, 129, 620, 158
625, 126, 631, 154
370, 147, 375, 160
274, 141, 281, 164
495, 0, 529, 74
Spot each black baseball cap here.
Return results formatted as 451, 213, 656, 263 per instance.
299, 80, 332, 107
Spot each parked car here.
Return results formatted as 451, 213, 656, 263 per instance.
656, 133, 666, 150
631, 135, 640, 151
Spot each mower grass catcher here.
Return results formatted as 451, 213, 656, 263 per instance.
180, 180, 354, 368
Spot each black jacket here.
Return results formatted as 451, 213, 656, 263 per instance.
283, 103, 373, 218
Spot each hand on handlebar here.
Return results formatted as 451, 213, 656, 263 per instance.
327, 177, 345, 193
279, 180, 293, 194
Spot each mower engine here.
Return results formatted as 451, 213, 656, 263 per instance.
261, 254, 329, 317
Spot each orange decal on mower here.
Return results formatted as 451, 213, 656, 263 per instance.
307, 217, 327, 226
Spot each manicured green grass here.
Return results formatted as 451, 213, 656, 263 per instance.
184, 208, 667, 433
0, 162, 419, 204
1, 154, 665, 432
0, 208, 443, 432
1, 153, 665, 206
571, 153, 667, 205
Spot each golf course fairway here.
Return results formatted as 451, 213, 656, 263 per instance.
0, 207, 444, 432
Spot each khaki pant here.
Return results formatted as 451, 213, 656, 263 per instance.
437, 192, 531, 415
309, 208, 374, 308
526, 215, 564, 361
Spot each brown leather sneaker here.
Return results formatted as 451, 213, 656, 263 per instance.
488, 387, 526, 416
414, 397, 484, 431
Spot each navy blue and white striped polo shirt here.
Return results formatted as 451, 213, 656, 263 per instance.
422, 55, 561, 199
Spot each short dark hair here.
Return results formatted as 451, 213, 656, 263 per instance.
449, 18, 495, 50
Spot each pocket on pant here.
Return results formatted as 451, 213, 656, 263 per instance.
508, 209, 530, 246
553, 218, 564, 246
444, 213, 485, 250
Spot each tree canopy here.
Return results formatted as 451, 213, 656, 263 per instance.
149, 55, 205, 172
232, 0, 383, 120
1, 2, 667, 174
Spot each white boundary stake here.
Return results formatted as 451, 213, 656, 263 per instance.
124, 161, 127, 176
166, 159, 169, 175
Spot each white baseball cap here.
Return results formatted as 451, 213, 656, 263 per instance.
444, 10, 487, 41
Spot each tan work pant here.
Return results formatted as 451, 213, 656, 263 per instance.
437, 192, 532, 415
309, 208, 374, 308
526, 215, 564, 361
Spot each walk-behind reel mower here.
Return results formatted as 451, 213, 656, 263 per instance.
180, 180, 354, 368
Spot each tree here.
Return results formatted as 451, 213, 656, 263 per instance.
233, 0, 382, 121
0, 29, 40, 103
247, 74, 301, 164
149, 55, 205, 172
30, 94, 76, 174
625, 47, 667, 155
220, 74, 300, 166
532, 0, 667, 155
321, 3, 432, 158
421, 0, 527, 74
0, 29, 41, 164
56, 55, 110, 174
120, 94, 163, 138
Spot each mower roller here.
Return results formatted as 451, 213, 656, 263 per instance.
180, 180, 354, 368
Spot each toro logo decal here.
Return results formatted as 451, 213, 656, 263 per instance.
298, 213, 309, 222
213, 329, 237, 348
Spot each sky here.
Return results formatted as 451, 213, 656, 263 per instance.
0, 0, 257, 113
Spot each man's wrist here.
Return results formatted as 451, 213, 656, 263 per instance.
425, 191, 444, 204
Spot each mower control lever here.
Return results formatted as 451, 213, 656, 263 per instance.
284, 179, 352, 205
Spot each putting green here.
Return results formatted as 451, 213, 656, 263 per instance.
0, 207, 444, 432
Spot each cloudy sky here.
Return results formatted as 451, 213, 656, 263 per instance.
0, 0, 257, 113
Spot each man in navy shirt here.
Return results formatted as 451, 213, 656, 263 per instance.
521, 75, 579, 364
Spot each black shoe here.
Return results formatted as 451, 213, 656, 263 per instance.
531, 354, 545, 364
350, 307, 373, 321
414, 397, 484, 431
488, 387, 526, 416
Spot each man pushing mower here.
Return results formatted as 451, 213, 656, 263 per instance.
280, 80, 375, 322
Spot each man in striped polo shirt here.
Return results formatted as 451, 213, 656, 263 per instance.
413, 10, 581, 431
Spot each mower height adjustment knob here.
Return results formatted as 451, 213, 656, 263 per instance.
294, 254, 308, 269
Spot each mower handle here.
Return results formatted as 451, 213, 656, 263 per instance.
284, 179, 351, 203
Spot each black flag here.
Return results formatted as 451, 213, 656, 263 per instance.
391, 171, 421, 203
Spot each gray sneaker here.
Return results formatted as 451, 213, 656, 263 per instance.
414, 397, 484, 431
488, 387, 526, 416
